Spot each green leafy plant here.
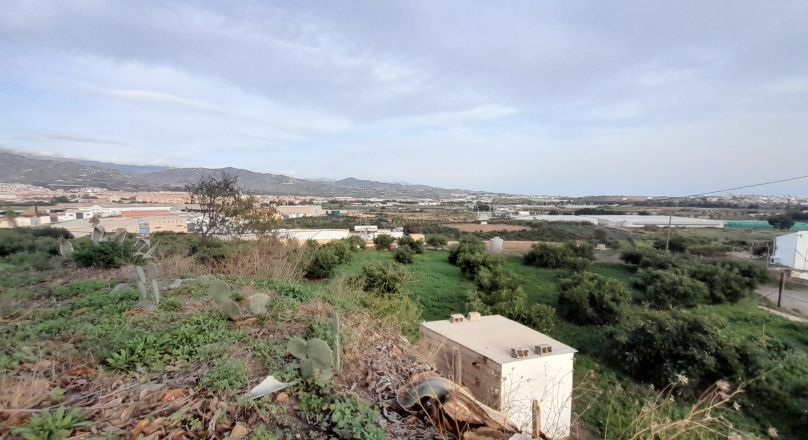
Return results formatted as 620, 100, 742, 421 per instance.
397, 235, 424, 254
633, 269, 708, 309
393, 246, 414, 264
426, 235, 448, 249
13, 406, 90, 440
343, 235, 367, 251
355, 261, 411, 295
557, 272, 631, 325
372, 234, 395, 251
200, 358, 249, 393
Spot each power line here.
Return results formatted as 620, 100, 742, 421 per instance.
678, 173, 808, 198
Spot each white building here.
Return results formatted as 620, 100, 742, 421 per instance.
421, 314, 575, 438
772, 232, 808, 271
581, 215, 724, 228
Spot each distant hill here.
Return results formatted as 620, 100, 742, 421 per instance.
0, 152, 479, 198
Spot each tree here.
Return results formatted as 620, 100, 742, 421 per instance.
4, 210, 18, 228
403, 222, 422, 234
89, 214, 101, 228
185, 172, 242, 246
558, 272, 631, 325
393, 247, 415, 264
373, 234, 395, 251
768, 214, 795, 230
426, 235, 448, 249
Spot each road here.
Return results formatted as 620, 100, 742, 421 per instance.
755, 286, 808, 316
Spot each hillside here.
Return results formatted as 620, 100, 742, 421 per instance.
0, 152, 479, 198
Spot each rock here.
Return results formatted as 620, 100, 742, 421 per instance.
231, 424, 249, 439
169, 279, 184, 289
275, 392, 289, 403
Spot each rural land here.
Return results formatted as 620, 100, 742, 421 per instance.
1, 153, 808, 440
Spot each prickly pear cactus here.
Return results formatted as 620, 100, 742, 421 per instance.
195, 275, 211, 286
136, 266, 146, 284
152, 279, 160, 304
248, 294, 269, 316
145, 263, 158, 279
286, 337, 333, 379
137, 281, 148, 301
208, 279, 231, 302
222, 300, 241, 320
333, 312, 340, 373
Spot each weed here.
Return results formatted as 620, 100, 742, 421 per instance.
13, 406, 91, 440
251, 338, 288, 372
52, 279, 110, 298
159, 297, 183, 311
200, 359, 249, 393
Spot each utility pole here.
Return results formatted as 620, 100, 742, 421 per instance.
778, 272, 785, 308
664, 200, 678, 252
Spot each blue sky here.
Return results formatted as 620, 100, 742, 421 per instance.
1, 1, 807, 196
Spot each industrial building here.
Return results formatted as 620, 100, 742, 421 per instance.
421, 314, 575, 438
581, 215, 724, 228
276, 205, 325, 219
772, 232, 808, 271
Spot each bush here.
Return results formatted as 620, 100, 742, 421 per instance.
523, 243, 569, 268
373, 234, 395, 251
563, 242, 595, 260
393, 247, 414, 264
323, 240, 352, 264
558, 272, 631, 325
610, 311, 747, 390
73, 241, 136, 269
397, 235, 424, 254
448, 238, 486, 265
688, 264, 749, 304
653, 235, 691, 253
473, 265, 520, 295
561, 256, 591, 272
457, 251, 501, 279
713, 259, 770, 289
343, 235, 366, 251
426, 235, 448, 248
632, 269, 708, 309
469, 287, 555, 333
620, 248, 691, 270
357, 262, 410, 295
305, 246, 341, 279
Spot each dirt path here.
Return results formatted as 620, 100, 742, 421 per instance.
755, 286, 808, 316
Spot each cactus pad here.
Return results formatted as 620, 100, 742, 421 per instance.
195, 275, 210, 286
222, 300, 241, 320
306, 339, 333, 370
145, 263, 158, 279
208, 279, 231, 302
152, 279, 160, 304
137, 281, 148, 301
287, 337, 308, 360
136, 266, 146, 284
248, 294, 269, 315
300, 359, 315, 378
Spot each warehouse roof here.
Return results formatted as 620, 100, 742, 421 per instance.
421, 315, 576, 364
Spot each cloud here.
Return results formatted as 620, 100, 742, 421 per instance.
0, 0, 806, 195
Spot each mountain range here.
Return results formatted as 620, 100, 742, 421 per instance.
0, 151, 481, 198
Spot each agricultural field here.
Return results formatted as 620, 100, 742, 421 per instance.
443, 223, 531, 233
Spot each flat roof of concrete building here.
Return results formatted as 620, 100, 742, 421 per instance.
421, 315, 576, 364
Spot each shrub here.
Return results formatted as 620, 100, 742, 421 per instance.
619, 249, 646, 265
457, 251, 501, 279
469, 287, 555, 333
633, 269, 708, 309
397, 235, 424, 254
563, 242, 595, 260
357, 262, 410, 295
561, 256, 591, 272
393, 247, 414, 264
473, 265, 520, 295
323, 240, 352, 264
448, 238, 486, 265
609, 311, 746, 390
653, 235, 691, 253
426, 235, 448, 248
523, 243, 569, 268
713, 259, 770, 289
73, 241, 136, 269
688, 264, 749, 304
373, 234, 395, 251
343, 235, 366, 251
557, 272, 631, 325
305, 246, 341, 279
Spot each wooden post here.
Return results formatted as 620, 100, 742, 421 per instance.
452, 347, 462, 386
778, 272, 785, 308
664, 214, 673, 252
532, 400, 541, 437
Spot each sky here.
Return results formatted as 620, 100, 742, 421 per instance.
1, 1, 807, 196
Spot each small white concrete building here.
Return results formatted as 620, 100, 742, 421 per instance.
421, 314, 576, 438
772, 231, 808, 271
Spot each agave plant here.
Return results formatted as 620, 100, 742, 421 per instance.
133, 237, 159, 259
